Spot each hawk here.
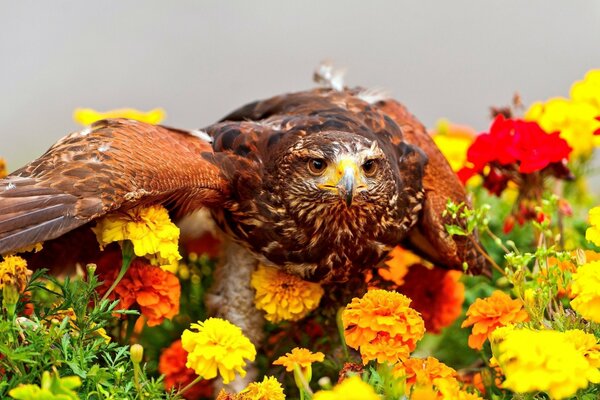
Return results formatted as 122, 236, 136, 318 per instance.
0, 84, 490, 389
0, 87, 486, 283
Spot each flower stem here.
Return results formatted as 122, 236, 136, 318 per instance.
133, 360, 144, 400
101, 241, 134, 302
178, 376, 203, 396
336, 307, 349, 360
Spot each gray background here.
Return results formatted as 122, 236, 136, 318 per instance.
1, 1, 600, 171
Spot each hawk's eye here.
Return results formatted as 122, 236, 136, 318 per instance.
362, 159, 378, 176
308, 158, 327, 175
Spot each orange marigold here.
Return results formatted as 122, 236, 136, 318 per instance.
394, 356, 458, 392
377, 246, 420, 286
273, 347, 325, 372
0, 157, 6, 178
158, 340, 213, 400
398, 264, 465, 333
461, 291, 529, 350
97, 252, 180, 326
343, 289, 425, 364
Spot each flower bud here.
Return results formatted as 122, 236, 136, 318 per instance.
130, 344, 144, 364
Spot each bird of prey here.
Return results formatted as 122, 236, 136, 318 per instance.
0, 87, 486, 284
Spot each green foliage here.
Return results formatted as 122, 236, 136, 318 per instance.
0, 266, 177, 400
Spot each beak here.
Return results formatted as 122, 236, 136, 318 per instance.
337, 167, 356, 207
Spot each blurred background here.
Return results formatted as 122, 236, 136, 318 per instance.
1, 1, 599, 170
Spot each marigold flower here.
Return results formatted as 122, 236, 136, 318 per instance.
563, 329, 600, 369
159, 340, 213, 400
461, 290, 529, 350
251, 265, 324, 323
97, 253, 180, 326
221, 376, 286, 400
492, 328, 600, 399
570, 69, 600, 110
393, 356, 458, 393
0, 255, 32, 293
435, 379, 484, 400
526, 98, 600, 159
585, 206, 600, 247
0, 157, 6, 178
92, 204, 181, 268
431, 119, 476, 172
73, 107, 166, 125
343, 289, 425, 364
377, 246, 419, 286
273, 347, 325, 372
273, 347, 324, 387
398, 264, 464, 333
526, 70, 600, 159
312, 375, 379, 400
181, 318, 256, 384
570, 260, 600, 322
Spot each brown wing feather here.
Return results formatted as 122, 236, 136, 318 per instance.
0, 118, 228, 256
375, 100, 489, 275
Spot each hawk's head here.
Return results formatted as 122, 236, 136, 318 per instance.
256, 127, 427, 281
274, 131, 398, 210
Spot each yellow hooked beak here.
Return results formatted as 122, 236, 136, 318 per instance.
319, 158, 364, 206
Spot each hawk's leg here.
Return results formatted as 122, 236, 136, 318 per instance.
205, 238, 265, 392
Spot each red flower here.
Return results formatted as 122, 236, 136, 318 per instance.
458, 115, 572, 183
159, 340, 213, 399
397, 264, 465, 334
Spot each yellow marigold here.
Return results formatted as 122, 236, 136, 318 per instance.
492, 328, 600, 399
217, 376, 285, 400
312, 375, 379, 400
461, 290, 529, 350
241, 376, 285, 400
92, 204, 181, 268
435, 379, 484, 400
570, 260, 600, 322
181, 318, 256, 384
410, 381, 483, 400
251, 265, 324, 323
585, 206, 600, 247
564, 329, 600, 369
393, 356, 457, 393
0, 255, 32, 292
273, 347, 325, 372
526, 97, 600, 159
0, 157, 6, 178
570, 69, 600, 111
377, 246, 419, 286
343, 289, 425, 364
431, 119, 476, 172
73, 107, 166, 125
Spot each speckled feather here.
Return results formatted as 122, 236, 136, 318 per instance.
0, 88, 487, 280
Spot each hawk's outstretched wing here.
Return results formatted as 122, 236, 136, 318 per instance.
0, 119, 229, 255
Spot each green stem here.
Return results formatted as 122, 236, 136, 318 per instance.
101, 241, 134, 302
178, 375, 204, 396
293, 364, 314, 396
336, 307, 350, 360
133, 361, 144, 400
